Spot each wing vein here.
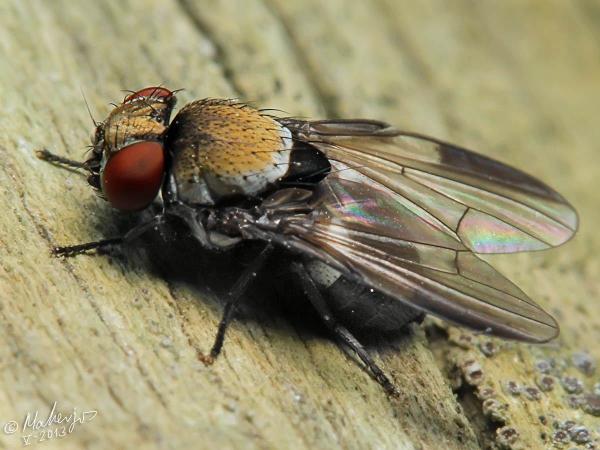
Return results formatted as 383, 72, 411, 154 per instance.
341, 242, 551, 327
404, 167, 574, 232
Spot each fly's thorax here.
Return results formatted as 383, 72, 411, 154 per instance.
166, 99, 294, 205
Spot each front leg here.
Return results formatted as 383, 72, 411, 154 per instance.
53, 237, 124, 257
36, 149, 89, 170
52, 214, 165, 258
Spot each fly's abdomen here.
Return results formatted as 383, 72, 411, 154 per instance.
305, 260, 425, 333
166, 99, 293, 205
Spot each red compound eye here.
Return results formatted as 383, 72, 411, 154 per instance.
102, 141, 165, 211
124, 86, 172, 103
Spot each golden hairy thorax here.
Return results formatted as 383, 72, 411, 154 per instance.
167, 99, 292, 203
170, 99, 288, 179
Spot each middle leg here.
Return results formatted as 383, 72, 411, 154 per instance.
204, 243, 274, 363
52, 214, 165, 258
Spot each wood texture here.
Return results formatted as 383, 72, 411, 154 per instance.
0, 1, 598, 449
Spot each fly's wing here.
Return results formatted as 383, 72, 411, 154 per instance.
283, 119, 578, 253
279, 163, 559, 342
268, 119, 579, 342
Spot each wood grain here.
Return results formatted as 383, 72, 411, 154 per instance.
0, 1, 598, 449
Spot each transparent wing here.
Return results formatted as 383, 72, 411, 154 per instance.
278, 164, 559, 342
284, 119, 578, 254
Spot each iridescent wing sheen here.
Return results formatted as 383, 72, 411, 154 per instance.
283, 119, 578, 254
278, 163, 559, 342
266, 118, 579, 341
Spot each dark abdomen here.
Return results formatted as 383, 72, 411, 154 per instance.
305, 260, 424, 333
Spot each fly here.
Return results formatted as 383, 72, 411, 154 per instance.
37, 86, 579, 396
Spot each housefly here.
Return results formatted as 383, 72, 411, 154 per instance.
37, 87, 578, 395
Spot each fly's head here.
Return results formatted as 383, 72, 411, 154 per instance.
86, 87, 177, 211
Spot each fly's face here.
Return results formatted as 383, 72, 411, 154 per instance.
86, 87, 176, 211
165, 99, 295, 205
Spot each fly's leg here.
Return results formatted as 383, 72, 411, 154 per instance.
203, 243, 274, 364
36, 149, 88, 170
291, 261, 399, 397
36, 148, 119, 257
52, 215, 164, 258
53, 238, 123, 257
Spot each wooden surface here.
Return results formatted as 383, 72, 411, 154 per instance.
1, 1, 599, 449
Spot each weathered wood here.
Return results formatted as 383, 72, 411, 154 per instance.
0, 1, 598, 449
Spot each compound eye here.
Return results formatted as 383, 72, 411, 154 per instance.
124, 86, 172, 103
102, 141, 165, 211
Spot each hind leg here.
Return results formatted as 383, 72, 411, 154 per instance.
291, 261, 399, 396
